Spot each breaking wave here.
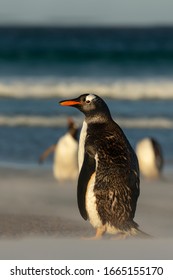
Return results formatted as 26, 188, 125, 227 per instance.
0, 78, 173, 100
0, 115, 173, 129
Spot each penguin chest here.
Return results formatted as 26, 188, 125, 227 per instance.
85, 172, 102, 229
78, 120, 87, 172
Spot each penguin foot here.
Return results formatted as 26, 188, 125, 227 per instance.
81, 235, 102, 240
95, 226, 106, 238
81, 226, 106, 240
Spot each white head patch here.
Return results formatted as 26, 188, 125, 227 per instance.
86, 94, 96, 102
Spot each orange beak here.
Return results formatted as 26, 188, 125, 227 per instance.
59, 100, 81, 106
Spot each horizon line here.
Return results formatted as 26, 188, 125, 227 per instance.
0, 22, 173, 29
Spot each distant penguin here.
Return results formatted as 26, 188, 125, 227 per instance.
60, 94, 148, 239
136, 137, 163, 179
39, 118, 79, 181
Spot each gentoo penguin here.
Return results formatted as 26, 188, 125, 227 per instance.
136, 137, 164, 179
39, 118, 79, 181
59, 94, 147, 239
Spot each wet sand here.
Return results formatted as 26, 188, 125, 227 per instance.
0, 165, 173, 259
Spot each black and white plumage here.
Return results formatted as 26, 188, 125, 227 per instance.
136, 137, 164, 179
59, 94, 147, 239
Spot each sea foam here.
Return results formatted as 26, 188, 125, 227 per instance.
0, 78, 173, 100
0, 115, 173, 129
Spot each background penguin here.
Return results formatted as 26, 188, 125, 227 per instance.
136, 137, 164, 179
39, 117, 79, 181
60, 93, 148, 239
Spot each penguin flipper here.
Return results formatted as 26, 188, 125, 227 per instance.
77, 151, 96, 220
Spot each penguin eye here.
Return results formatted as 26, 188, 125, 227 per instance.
86, 100, 91, 104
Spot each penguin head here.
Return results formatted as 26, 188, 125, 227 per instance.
59, 93, 112, 122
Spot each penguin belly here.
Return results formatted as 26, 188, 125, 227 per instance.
136, 138, 159, 178
85, 172, 119, 235
53, 134, 78, 180
85, 172, 103, 229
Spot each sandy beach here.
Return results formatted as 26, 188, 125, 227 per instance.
0, 164, 173, 260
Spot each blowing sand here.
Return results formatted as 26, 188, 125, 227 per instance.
0, 164, 173, 259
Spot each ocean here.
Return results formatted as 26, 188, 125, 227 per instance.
0, 26, 173, 167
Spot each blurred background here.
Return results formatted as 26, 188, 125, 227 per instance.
0, 0, 173, 167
